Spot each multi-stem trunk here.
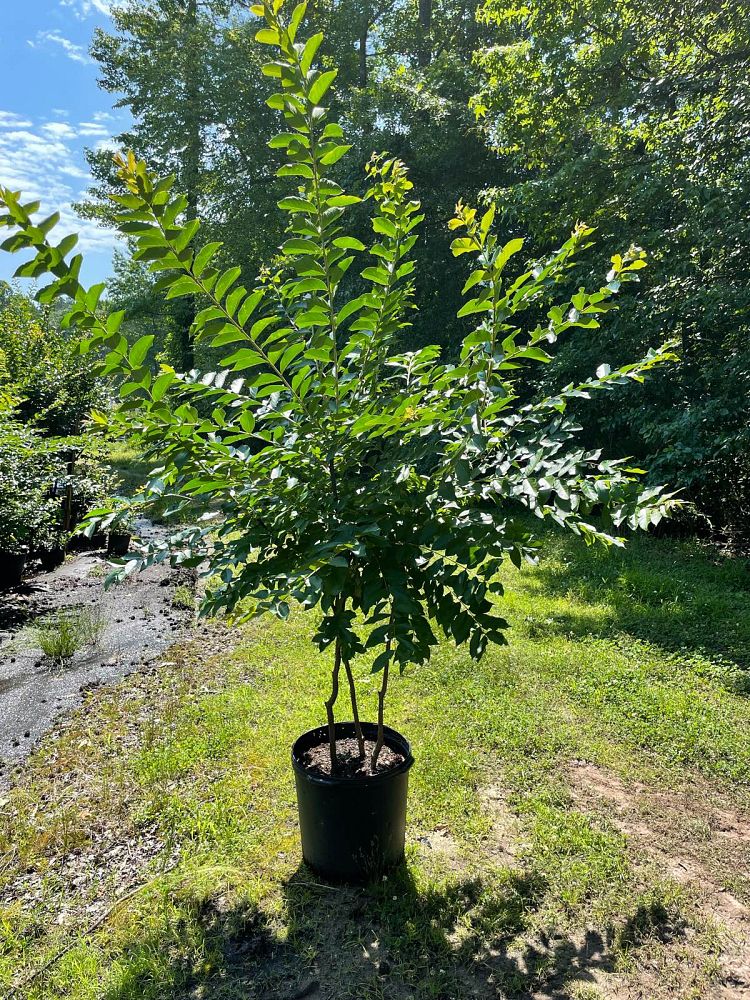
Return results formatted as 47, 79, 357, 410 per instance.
343, 656, 365, 758
371, 609, 394, 770
325, 617, 366, 770
370, 657, 390, 771
324, 640, 341, 772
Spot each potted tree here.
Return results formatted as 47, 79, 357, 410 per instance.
0, 0, 678, 880
100, 498, 137, 557
0, 497, 31, 588
0, 401, 61, 585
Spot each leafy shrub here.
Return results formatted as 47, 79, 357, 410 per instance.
0, 401, 60, 554
0, 394, 114, 556
0, 282, 108, 437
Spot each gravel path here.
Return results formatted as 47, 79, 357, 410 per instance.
0, 520, 194, 774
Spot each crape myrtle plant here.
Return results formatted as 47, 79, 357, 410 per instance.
0, 0, 677, 773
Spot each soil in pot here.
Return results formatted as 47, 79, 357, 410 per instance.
292, 722, 414, 883
107, 531, 131, 557
0, 552, 27, 589
302, 736, 405, 778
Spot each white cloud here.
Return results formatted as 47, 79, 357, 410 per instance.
0, 112, 118, 256
60, 0, 110, 18
42, 122, 78, 140
95, 138, 120, 154
78, 122, 109, 136
60, 164, 91, 180
0, 111, 33, 129
29, 31, 91, 65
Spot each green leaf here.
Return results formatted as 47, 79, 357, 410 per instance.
255, 27, 280, 44
327, 195, 361, 207
361, 266, 389, 286
222, 348, 267, 371
129, 335, 154, 368
320, 143, 350, 166
152, 371, 175, 401
193, 241, 222, 275
308, 69, 338, 105
278, 196, 315, 213
333, 237, 366, 251
495, 237, 525, 272
300, 32, 324, 74
457, 297, 492, 318
451, 237, 479, 256
216, 267, 242, 300
372, 217, 398, 238
269, 132, 309, 149
238, 290, 264, 326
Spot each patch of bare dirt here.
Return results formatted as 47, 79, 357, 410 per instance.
0, 519, 199, 771
480, 782, 523, 865
0, 626, 244, 997
567, 760, 750, 998
301, 737, 404, 778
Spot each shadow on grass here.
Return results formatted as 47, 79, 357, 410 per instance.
521, 530, 750, 671
97, 863, 683, 1000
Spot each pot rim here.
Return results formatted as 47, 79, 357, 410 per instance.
291, 721, 414, 787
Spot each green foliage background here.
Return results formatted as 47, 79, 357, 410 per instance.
78, 0, 750, 538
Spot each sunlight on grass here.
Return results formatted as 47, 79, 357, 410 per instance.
2, 530, 749, 997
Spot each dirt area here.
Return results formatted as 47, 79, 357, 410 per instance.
566, 761, 750, 999
0, 519, 195, 776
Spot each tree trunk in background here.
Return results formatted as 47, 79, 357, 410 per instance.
176, 0, 200, 372
359, 24, 368, 86
417, 0, 432, 67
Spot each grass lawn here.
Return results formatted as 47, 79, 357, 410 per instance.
2, 529, 750, 998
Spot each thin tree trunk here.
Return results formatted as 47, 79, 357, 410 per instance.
371, 658, 390, 771
324, 640, 342, 772
177, 0, 201, 371
359, 26, 368, 86
417, 0, 432, 67
343, 656, 365, 757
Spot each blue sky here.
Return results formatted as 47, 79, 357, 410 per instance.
0, 0, 129, 286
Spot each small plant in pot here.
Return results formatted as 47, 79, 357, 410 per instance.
0, 499, 30, 588
0, 401, 60, 585
77, 498, 136, 556
36, 523, 68, 571
105, 499, 137, 557
0, 495, 60, 586
0, 0, 679, 880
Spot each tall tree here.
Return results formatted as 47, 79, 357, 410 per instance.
474, 0, 750, 537
80, 0, 283, 369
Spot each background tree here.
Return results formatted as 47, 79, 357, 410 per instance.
80, 0, 285, 369
473, 0, 750, 538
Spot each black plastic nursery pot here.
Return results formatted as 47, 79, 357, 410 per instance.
107, 531, 131, 557
38, 546, 65, 571
69, 531, 107, 553
292, 721, 414, 883
0, 552, 27, 589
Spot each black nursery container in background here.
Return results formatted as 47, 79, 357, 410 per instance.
107, 531, 131, 557
0, 552, 26, 589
